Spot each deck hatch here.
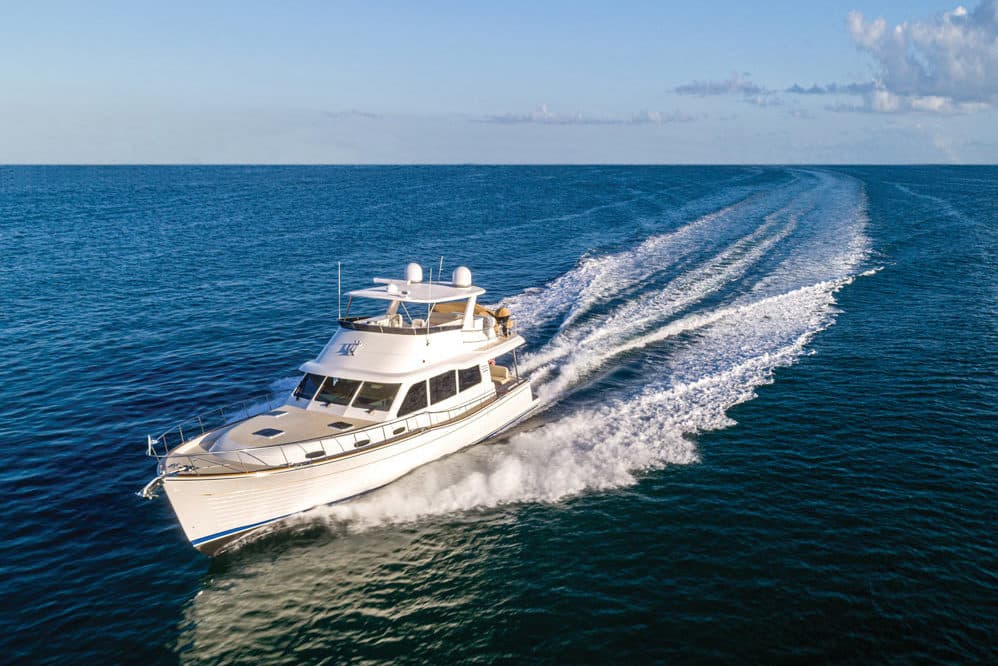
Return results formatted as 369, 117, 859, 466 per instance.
252, 428, 284, 438
264, 409, 288, 418
329, 421, 352, 430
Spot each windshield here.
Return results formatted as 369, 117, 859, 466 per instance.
352, 382, 401, 411
293, 373, 325, 401
315, 377, 361, 405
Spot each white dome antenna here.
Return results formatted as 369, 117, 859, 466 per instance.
452, 266, 472, 287
405, 263, 423, 283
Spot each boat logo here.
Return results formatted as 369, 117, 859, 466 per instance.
338, 340, 362, 356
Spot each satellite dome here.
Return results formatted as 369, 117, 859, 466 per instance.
405, 263, 423, 283
452, 266, 472, 287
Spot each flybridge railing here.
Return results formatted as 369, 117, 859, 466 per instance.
146, 390, 289, 459
150, 386, 525, 477
337, 313, 517, 338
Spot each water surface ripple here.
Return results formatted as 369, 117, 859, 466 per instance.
0, 166, 994, 664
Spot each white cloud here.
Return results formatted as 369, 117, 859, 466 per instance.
785, 82, 877, 95
673, 73, 767, 96
628, 109, 695, 124
672, 74, 790, 110
744, 94, 783, 107
845, 0, 998, 113
478, 104, 695, 126
826, 87, 992, 113
324, 109, 381, 120
480, 104, 618, 125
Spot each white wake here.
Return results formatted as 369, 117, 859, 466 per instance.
291, 169, 872, 533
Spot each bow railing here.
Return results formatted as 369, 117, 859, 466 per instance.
146, 390, 288, 459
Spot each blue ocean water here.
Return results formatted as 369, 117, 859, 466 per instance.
0, 166, 995, 663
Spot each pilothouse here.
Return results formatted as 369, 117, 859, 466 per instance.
142, 263, 537, 555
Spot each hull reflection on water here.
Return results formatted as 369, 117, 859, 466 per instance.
177, 510, 523, 662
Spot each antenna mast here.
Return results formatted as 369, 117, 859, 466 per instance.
337, 261, 342, 319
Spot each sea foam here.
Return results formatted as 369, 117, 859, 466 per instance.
289, 169, 872, 534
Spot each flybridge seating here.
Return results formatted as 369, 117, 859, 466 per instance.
338, 263, 516, 338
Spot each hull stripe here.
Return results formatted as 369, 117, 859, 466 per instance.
191, 513, 295, 546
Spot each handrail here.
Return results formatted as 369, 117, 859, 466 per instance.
147, 390, 288, 457
151, 380, 528, 477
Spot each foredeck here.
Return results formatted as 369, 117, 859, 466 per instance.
157, 379, 531, 477
204, 406, 374, 451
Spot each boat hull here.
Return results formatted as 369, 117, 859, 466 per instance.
162, 381, 536, 555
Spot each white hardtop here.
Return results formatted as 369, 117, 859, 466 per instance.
348, 278, 485, 304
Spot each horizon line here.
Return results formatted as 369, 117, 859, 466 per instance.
2, 162, 995, 167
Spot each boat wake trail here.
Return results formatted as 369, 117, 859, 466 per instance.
299, 169, 873, 532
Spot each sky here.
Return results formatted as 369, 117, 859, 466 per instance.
1, 0, 997, 163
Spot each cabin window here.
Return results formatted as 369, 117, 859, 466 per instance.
293, 373, 325, 402
316, 377, 361, 405
458, 365, 483, 392
352, 382, 401, 411
429, 370, 457, 404
398, 381, 428, 417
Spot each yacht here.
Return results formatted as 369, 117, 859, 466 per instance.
141, 263, 537, 555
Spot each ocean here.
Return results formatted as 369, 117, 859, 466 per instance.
1, 165, 994, 663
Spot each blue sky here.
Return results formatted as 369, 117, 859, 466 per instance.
2, 0, 996, 162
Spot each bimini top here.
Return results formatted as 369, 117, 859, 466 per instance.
347, 263, 485, 304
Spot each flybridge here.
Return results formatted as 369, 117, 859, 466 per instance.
338, 262, 513, 336
346, 262, 485, 304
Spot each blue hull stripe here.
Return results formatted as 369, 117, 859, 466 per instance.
191, 513, 296, 546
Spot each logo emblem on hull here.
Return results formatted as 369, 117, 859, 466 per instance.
338, 340, 362, 356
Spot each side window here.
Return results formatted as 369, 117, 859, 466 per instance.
397, 381, 428, 417
458, 365, 483, 392
293, 373, 324, 401
429, 370, 457, 404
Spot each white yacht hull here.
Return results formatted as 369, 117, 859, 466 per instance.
163, 382, 535, 554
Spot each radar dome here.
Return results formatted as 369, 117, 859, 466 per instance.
452, 266, 472, 287
405, 263, 423, 283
